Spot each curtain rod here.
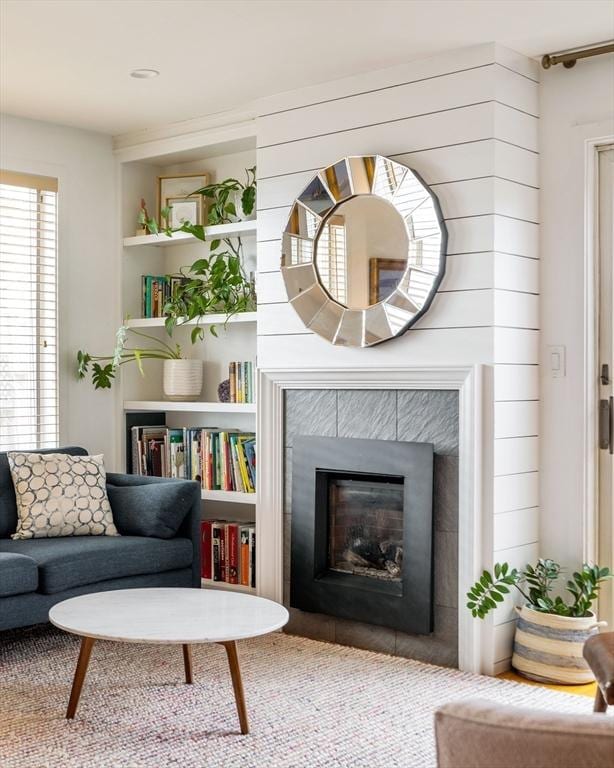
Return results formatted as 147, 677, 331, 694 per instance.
542, 41, 614, 69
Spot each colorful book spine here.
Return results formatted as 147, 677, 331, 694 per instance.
229, 362, 236, 402
212, 523, 222, 581
200, 521, 212, 580
228, 361, 255, 403
227, 523, 239, 584
249, 527, 256, 588
219, 524, 227, 582
240, 527, 250, 586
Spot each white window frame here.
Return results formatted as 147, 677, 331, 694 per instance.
0, 169, 59, 451
583, 131, 614, 563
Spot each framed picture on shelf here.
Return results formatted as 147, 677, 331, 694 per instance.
166, 196, 202, 228
157, 173, 208, 226
369, 258, 407, 304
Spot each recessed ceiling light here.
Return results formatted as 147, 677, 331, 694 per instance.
130, 68, 160, 79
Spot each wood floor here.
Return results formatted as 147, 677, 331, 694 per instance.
498, 670, 596, 698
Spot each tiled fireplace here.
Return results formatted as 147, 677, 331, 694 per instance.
283, 388, 459, 667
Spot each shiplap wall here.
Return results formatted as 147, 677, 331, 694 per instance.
255, 43, 539, 673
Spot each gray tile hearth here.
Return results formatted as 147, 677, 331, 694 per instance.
334, 617, 397, 655
286, 607, 336, 642
395, 606, 459, 668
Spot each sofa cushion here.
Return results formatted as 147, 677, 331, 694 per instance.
0, 447, 88, 538
0, 536, 192, 595
8, 452, 118, 540
0, 552, 38, 597
107, 482, 193, 539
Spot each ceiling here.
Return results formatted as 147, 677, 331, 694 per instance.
1, 0, 612, 137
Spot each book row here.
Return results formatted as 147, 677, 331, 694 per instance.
201, 520, 255, 587
228, 361, 255, 404
131, 425, 256, 493
141, 274, 185, 318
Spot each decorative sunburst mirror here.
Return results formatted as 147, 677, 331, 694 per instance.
281, 155, 447, 347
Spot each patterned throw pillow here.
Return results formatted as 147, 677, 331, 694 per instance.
8, 452, 119, 540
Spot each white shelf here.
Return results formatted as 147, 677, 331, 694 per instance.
201, 579, 256, 595
123, 220, 257, 248
201, 489, 256, 504
123, 400, 256, 413
126, 312, 257, 329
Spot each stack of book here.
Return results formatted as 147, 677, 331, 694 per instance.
141, 274, 185, 318
201, 520, 256, 587
131, 425, 256, 493
228, 361, 255, 403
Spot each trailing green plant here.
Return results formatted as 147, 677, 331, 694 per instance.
146, 167, 257, 342
466, 559, 612, 620
77, 324, 182, 390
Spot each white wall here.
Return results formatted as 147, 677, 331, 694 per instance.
255, 43, 539, 672
0, 114, 119, 467
539, 56, 614, 569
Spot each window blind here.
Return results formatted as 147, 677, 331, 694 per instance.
0, 170, 59, 451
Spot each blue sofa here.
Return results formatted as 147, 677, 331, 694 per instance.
0, 446, 201, 632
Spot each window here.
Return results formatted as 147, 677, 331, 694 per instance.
0, 171, 58, 450
316, 215, 347, 305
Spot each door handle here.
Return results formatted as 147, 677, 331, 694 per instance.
600, 397, 613, 453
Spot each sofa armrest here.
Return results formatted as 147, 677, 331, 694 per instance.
106, 473, 201, 587
434, 698, 614, 768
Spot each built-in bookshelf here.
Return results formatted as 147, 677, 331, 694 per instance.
201, 490, 255, 504
201, 579, 256, 594
118, 125, 258, 596
125, 312, 257, 329
123, 401, 256, 413
123, 220, 257, 248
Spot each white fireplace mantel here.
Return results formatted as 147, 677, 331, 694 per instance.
256, 365, 493, 674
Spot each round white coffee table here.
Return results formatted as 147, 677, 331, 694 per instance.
49, 588, 289, 733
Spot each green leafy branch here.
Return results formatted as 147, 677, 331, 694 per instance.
466, 558, 612, 620
466, 563, 518, 619
77, 325, 182, 390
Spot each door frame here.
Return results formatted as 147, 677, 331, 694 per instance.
583, 132, 614, 563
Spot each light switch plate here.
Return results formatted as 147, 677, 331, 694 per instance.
548, 345, 566, 378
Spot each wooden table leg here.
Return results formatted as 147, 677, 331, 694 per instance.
66, 636, 95, 719
183, 644, 193, 684
221, 640, 249, 734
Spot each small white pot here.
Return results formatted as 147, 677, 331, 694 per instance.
512, 605, 607, 684
233, 189, 256, 221
163, 359, 203, 401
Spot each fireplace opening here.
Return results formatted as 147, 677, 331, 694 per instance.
291, 435, 434, 635
322, 471, 404, 582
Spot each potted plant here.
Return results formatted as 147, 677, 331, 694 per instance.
77, 325, 202, 401
146, 168, 257, 343
466, 559, 611, 684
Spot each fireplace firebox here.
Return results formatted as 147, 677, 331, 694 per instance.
291, 435, 434, 635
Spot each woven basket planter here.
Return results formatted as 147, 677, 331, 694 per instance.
512, 605, 606, 684
163, 359, 203, 401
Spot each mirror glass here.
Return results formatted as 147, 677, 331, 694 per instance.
281, 155, 447, 347
315, 196, 408, 309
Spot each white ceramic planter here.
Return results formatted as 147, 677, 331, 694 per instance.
233, 190, 256, 221
163, 359, 203, 401
512, 605, 606, 684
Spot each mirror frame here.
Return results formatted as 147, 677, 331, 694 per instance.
281, 155, 447, 347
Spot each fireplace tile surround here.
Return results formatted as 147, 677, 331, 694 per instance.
283, 388, 459, 667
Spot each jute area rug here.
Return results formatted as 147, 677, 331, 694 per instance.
0, 625, 592, 768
